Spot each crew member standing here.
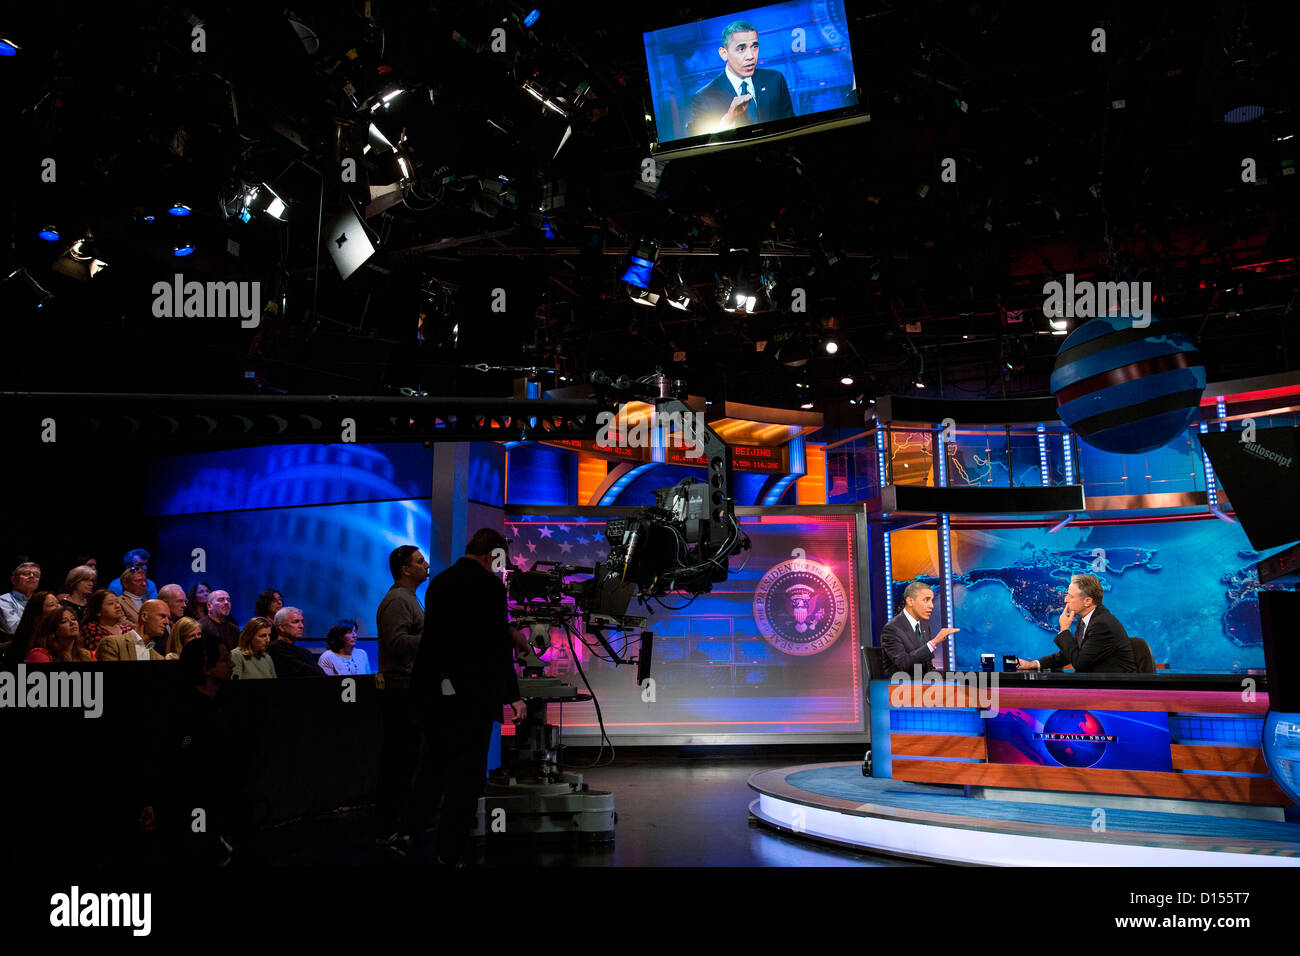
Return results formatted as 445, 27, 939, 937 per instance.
413, 528, 526, 867
374, 544, 429, 856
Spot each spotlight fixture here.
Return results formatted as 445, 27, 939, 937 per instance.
1048, 317, 1068, 331
51, 236, 109, 280
168, 203, 192, 217
800, 401, 814, 410
0, 35, 19, 56
823, 337, 839, 355
38, 226, 60, 242
370, 86, 405, 112
841, 376, 854, 386
621, 239, 658, 289
173, 242, 196, 257
628, 288, 660, 307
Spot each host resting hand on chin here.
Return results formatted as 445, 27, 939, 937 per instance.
1017, 573, 1137, 673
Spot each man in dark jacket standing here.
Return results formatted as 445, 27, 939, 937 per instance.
414, 528, 525, 866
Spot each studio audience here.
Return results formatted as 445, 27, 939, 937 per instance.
80, 589, 132, 656
267, 606, 324, 678
5, 591, 62, 665
116, 561, 151, 631
0, 560, 42, 636
185, 582, 212, 620
165, 616, 203, 660
231, 617, 278, 680
97, 598, 169, 661
60, 565, 98, 622
158, 584, 188, 623
107, 548, 158, 601
319, 619, 370, 676
26, 607, 93, 663
201, 590, 240, 652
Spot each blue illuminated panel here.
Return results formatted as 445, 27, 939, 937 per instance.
889, 707, 984, 735
1169, 714, 1264, 746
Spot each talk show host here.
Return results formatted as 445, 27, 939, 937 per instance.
880, 581, 959, 676
1018, 573, 1136, 673
413, 528, 527, 867
687, 20, 795, 136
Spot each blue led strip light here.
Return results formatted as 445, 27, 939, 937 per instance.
1061, 431, 1075, 485
936, 424, 952, 669
1216, 397, 1227, 432
876, 426, 888, 495
1036, 423, 1050, 486
883, 529, 894, 619
1199, 419, 1218, 508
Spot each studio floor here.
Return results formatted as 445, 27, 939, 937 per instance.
238, 752, 917, 867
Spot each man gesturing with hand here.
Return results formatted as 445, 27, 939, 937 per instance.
879, 582, 959, 676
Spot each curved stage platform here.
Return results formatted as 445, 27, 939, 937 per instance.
748, 762, 1300, 866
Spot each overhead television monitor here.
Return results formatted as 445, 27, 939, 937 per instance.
643, 1, 866, 158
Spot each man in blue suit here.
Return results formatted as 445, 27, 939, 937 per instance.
687, 20, 795, 137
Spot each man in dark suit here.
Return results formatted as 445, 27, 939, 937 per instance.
1018, 573, 1136, 673
413, 528, 527, 866
687, 20, 795, 137
879, 582, 959, 676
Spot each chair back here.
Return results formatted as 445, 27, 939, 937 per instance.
1129, 637, 1156, 674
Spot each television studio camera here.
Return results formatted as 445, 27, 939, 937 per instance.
483, 370, 750, 842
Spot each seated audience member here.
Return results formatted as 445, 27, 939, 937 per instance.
201, 590, 240, 651
319, 619, 370, 676
165, 616, 203, 660
254, 590, 284, 637
107, 548, 159, 601
60, 565, 98, 622
267, 606, 324, 678
0, 560, 42, 636
96, 599, 168, 661
231, 617, 278, 680
5, 591, 61, 665
80, 590, 132, 656
158, 584, 188, 623
116, 561, 151, 631
26, 607, 93, 663
185, 582, 212, 620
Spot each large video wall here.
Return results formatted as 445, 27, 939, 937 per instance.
505, 512, 862, 737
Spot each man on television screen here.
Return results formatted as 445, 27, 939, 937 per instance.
687, 20, 795, 136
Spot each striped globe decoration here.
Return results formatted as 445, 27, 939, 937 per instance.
1050, 314, 1206, 455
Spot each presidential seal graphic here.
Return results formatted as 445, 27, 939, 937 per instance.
753, 558, 849, 656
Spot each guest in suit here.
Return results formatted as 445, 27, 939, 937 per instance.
96, 598, 168, 661
879, 582, 960, 676
1017, 574, 1136, 673
687, 20, 795, 136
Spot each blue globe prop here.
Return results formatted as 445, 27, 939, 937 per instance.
1041, 709, 1110, 768
1050, 314, 1206, 455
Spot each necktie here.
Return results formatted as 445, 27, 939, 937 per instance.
1078, 617, 1087, 645
739, 80, 756, 122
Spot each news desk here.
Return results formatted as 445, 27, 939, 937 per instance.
869, 672, 1290, 807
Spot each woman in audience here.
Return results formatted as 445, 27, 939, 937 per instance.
5, 591, 61, 665
81, 589, 131, 656
231, 616, 277, 679
165, 616, 204, 660
26, 607, 93, 663
60, 565, 98, 622
255, 589, 284, 639
318, 619, 370, 676
184, 582, 212, 620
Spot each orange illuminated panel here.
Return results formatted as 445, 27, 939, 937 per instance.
577, 453, 609, 506
797, 443, 827, 504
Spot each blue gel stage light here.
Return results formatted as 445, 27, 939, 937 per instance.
0, 37, 19, 56
621, 256, 654, 288
173, 242, 195, 257
168, 203, 192, 217
524, 9, 541, 28
38, 226, 60, 241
